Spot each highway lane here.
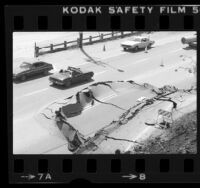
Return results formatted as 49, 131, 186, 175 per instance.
13, 39, 196, 154
13, 43, 188, 101
13, 39, 194, 98
13, 41, 195, 116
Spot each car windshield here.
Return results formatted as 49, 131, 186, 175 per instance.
19, 62, 31, 69
132, 38, 141, 42
67, 67, 82, 74
59, 69, 70, 73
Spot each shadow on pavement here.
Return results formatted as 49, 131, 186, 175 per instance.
49, 79, 94, 90
182, 46, 196, 50
13, 72, 53, 84
80, 48, 125, 73
123, 46, 155, 53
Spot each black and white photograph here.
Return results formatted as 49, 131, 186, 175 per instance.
13, 31, 197, 154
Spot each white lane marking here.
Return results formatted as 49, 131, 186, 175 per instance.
55, 44, 183, 71
122, 48, 183, 71
84, 93, 117, 111
75, 62, 90, 67
14, 70, 107, 101
13, 46, 184, 101
95, 70, 107, 76
124, 126, 152, 152
152, 33, 195, 47
169, 48, 182, 53
124, 61, 184, 82
23, 88, 49, 96
121, 58, 148, 68
14, 88, 49, 100
112, 47, 182, 70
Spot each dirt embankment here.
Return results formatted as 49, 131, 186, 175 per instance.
128, 111, 197, 154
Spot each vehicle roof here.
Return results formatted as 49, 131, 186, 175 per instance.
133, 36, 148, 39
58, 67, 83, 74
20, 61, 46, 67
14, 57, 47, 66
67, 66, 82, 73
21, 62, 32, 65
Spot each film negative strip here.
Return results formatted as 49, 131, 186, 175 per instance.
5, 3, 200, 183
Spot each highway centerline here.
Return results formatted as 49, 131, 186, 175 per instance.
94, 70, 107, 75
13, 47, 185, 101
124, 126, 153, 152
84, 93, 117, 112
14, 71, 107, 101
14, 88, 49, 100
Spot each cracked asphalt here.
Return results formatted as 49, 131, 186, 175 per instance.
13, 32, 196, 154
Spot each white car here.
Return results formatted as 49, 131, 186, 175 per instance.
121, 36, 155, 51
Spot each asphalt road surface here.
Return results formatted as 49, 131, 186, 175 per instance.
13, 34, 196, 154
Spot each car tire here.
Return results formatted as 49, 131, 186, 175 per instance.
123, 48, 127, 51
134, 46, 138, 51
87, 76, 92, 81
64, 81, 71, 87
147, 44, 152, 49
51, 82, 56, 86
20, 75, 26, 81
44, 70, 49, 75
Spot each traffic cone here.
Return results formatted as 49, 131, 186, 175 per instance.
103, 45, 106, 51
160, 59, 164, 67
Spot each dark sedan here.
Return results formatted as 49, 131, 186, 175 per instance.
13, 61, 53, 81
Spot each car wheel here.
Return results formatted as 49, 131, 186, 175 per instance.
44, 70, 49, 75
86, 76, 92, 81
20, 75, 26, 81
134, 46, 138, 51
123, 48, 127, 51
64, 81, 71, 87
147, 44, 152, 49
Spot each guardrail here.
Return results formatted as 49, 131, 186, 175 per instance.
34, 31, 140, 57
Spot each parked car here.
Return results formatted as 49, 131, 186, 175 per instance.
121, 36, 155, 51
49, 66, 94, 87
181, 36, 197, 48
13, 61, 53, 81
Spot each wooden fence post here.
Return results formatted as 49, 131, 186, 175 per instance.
36, 47, 39, 57
34, 42, 39, 57
89, 36, 92, 43
77, 38, 80, 48
64, 41, 67, 49
34, 42, 36, 57
100, 34, 103, 41
50, 44, 53, 52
